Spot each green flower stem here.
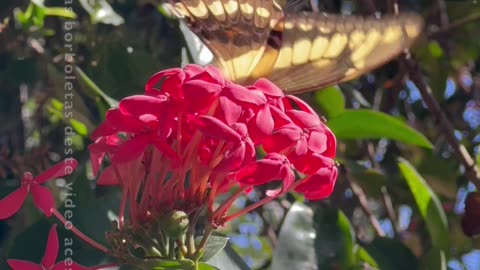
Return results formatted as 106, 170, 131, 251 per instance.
158, 229, 169, 256
187, 233, 196, 256
168, 238, 176, 259
192, 225, 214, 260
176, 238, 188, 258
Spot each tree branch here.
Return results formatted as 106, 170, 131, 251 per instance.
400, 55, 480, 189
341, 165, 386, 237
429, 12, 480, 38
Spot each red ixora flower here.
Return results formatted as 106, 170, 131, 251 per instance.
7, 224, 88, 270
0, 159, 78, 219
89, 64, 338, 227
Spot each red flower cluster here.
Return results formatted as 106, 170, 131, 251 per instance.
89, 64, 337, 226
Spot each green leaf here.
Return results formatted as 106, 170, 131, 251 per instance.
313, 86, 345, 118
476, 151, 480, 168
75, 66, 118, 109
206, 243, 250, 270
195, 235, 229, 262
271, 202, 316, 270
147, 258, 196, 269
422, 248, 447, 270
70, 118, 88, 136
363, 237, 418, 270
79, 0, 124, 26
355, 247, 379, 268
314, 206, 356, 269
398, 158, 449, 250
198, 263, 220, 270
327, 109, 433, 149
43, 7, 77, 19
428, 41, 444, 58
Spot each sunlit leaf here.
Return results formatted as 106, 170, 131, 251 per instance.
206, 243, 250, 270
428, 41, 444, 58
363, 237, 417, 270
271, 202, 316, 270
43, 7, 77, 19
313, 86, 345, 118
355, 247, 379, 268
195, 235, 229, 262
398, 158, 449, 250
79, 0, 124, 26
327, 109, 433, 149
198, 263, 220, 270
70, 119, 88, 137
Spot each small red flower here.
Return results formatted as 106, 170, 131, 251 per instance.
0, 159, 78, 219
89, 64, 338, 228
7, 225, 88, 270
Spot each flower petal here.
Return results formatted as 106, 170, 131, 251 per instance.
262, 125, 300, 153
219, 96, 242, 126
307, 131, 327, 153
119, 95, 168, 118
235, 155, 285, 186
41, 225, 59, 268
145, 68, 183, 93
30, 185, 55, 217
255, 106, 274, 136
0, 186, 28, 220
253, 78, 284, 97
284, 95, 317, 115
34, 159, 78, 184
287, 110, 321, 128
7, 260, 42, 270
53, 262, 89, 270
222, 84, 267, 105
295, 165, 338, 200
111, 135, 149, 163
194, 116, 241, 142
91, 109, 147, 140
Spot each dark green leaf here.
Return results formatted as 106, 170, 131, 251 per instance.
313, 86, 345, 118
422, 248, 447, 270
314, 206, 356, 269
327, 109, 433, 149
363, 237, 418, 270
195, 235, 229, 262
398, 158, 449, 250
75, 66, 118, 109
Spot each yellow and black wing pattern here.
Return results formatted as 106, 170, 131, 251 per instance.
167, 0, 424, 94
169, 0, 284, 83
265, 13, 423, 94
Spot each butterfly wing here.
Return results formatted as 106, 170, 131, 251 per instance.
168, 0, 284, 83
263, 13, 423, 94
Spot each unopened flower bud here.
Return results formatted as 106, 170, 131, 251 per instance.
162, 210, 189, 239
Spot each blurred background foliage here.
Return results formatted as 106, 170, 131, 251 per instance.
0, 0, 480, 269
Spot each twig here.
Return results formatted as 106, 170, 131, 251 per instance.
341, 165, 386, 237
381, 186, 398, 236
429, 12, 480, 38
400, 56, 480, 190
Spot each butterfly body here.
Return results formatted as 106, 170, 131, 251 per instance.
169, 0, 423, 94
